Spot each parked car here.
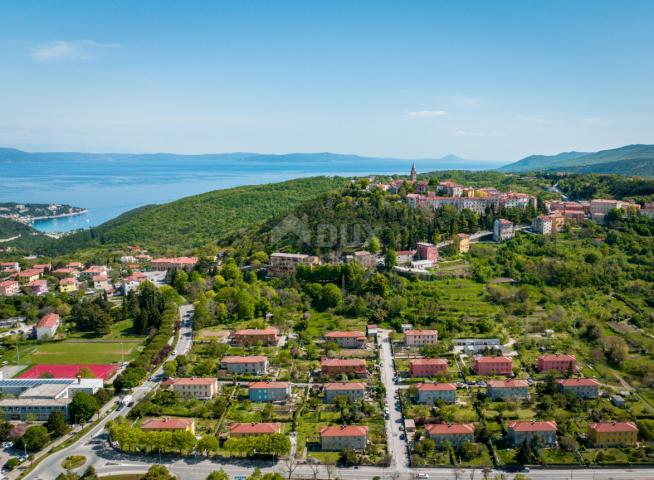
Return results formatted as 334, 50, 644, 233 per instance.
418, 474, 429, 479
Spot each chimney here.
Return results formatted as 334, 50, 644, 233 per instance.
77, 375, 81, 384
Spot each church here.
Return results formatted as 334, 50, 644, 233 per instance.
410, 163, 417, 182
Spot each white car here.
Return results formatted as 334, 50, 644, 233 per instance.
419, 474, 429, 479
172, 350, 178, 355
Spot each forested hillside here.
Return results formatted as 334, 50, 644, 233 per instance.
38, 176, 350, 255
0, 218, 53, 250
553, 174, 654, 202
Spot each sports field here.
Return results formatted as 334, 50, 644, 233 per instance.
17, 342, 141, 366
19, 364, 119, 380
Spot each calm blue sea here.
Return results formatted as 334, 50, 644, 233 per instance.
0, 158, 505, 232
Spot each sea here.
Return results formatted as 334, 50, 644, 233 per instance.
0, 158, 506, 233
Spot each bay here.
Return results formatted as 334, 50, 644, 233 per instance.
0, 158, 505, 232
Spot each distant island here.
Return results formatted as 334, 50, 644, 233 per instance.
0, 202, 87, 225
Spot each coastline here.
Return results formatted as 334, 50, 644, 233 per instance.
27, 210, 88, 222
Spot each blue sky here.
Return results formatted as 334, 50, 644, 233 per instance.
1, 1, 653, 161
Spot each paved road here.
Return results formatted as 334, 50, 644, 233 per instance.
23, 302, 194, 480
378, 330, 409, 471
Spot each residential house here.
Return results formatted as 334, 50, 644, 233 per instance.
323, 382, 366, 403
171, 377, 218, 399
473, 356, 513, 375
232, 329, 279, 346
537, 354, 576, 373
507, 420, 558, 447
556, 378, 599, 398
17, 269, 42, 283
67, 262, 83, 269
319, 425, 369, 452
416, 242, 438, 262
35, 313, 59, 340
33, 263, 51, 272
0, 281, 19, 296
425, 423, 474, 447
352, 251, 377, 269
150, 257, 199, 272
267, 253, 318, 277
395, 251, 414, 263
611, 395, 625, 407
221, 356, 268, 375
401, 324, 413, 332
457, 233, 470, 253
367, 325, 377, 337
453, 338, 502, 353
135, 254, 152, 261
409, 359, 448, 378
120, 256, 135, 263
1, 262, 19, 271
493, 219, 515, 242
325, 331, 367, 348
590, 199, 622, 215
141, 418, 195, 434
59, 278, 76, 293
411, 260, 433, 270
532, 216, 552, 235
437, 181, 464, 197
415, 383, 457, 404
248, 381, 291, 402
80, 266, 108, 280
404, 330, 438, 346
92, 275, 111, 290
229, 422, 282, 438
321, 358, 367, 378
25, 279, 48, 295
53, 268, 79, 279
587, 422, 638, 447
486, 380, 529, 399
121, 275, 145, 295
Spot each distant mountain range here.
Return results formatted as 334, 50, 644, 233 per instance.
0, 147, 497, 168
498, 144, 654, 176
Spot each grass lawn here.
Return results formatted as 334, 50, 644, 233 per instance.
12, 341, 141, 365
306, 451, 340, 463
66, 318, 146, 341
541, 449, 582, 464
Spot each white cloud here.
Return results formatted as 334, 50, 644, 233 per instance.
582, 118, 612, 126
32, 40, 121, 62
405, 110, 448, 117
453, 131, 484, 136
491, 131, 506, 135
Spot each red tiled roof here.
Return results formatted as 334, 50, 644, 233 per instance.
590, 199, 620, 203
0, 280, 18, 287
141, 418, 194, 430
457, 233, 469, 238
557, 378, 599, 387
487, 380, 528, 388
229, 422, 282, 434
410, 359, 447, 366
405, 330, 438, 336
325, 331, 366, 338
319, 426, 369, 437
172, 377, 216, 386
26, 280, 47, 287
82, 266, 106, 273
33, 264, 51, 269
248, 381, 290, 389
416, 383, 456, 391
539, 354, 576, 362
475, 356, 512, 364
508, 421, 557, 432
321, 358, 366, 367
324, 382, 366, 391
426, 423, 474, 435
67, 262, 83, 267
37, 313, 59, 328
54, 268, 76, 274
92, 275, 108, 281
235, 329, 277, 335
395, 251, 413, 255
588, 422, 638, 433
18, 269, 42, 278
221, 356, 267, 364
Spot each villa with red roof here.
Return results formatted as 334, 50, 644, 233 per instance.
323, 382, 366, 403
220, 356, 268, 375
92, 275, 110, 290
415, 383, 457, 404
17, 269, 42, 283
248, 381, 291, 402
25, 279, 48, 295
232, 329, 278, 346
1, 262, 19, 271
508, 420, 558, 447
150, 256, 199, 272
324, 331, 366, 348
486, 380, 528, 399
404, 329, 438, 346
425, 423, 474, 446
36, 313, 59, 340
229, 422, 282, 438
67, 262, 83, 269
473, 356, 513, 375
171, 377, 218, 399
588, 421, 638, 447
537, 354, 576, 373
0, 280, 19, 296
80, 266, 108, 280
556, 378, 599, 398
53, 268, 79, 278
319, 425, 369, 452
59, 277, 76, 293
141, 418, 195, 434
321, 358, 367, 378
409, 358, 448, 377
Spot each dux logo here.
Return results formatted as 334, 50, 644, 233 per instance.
271, 215, 311, 246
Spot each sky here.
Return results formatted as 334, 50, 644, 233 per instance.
1, 1, 654, 161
